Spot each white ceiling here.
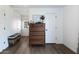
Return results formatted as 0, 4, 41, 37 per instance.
11, 5, 64, 8
11, 5, 64, 16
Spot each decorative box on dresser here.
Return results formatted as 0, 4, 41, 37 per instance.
29, 23, 45, 46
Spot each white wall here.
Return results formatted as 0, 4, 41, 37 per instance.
21, 8, 64, 43
0, 6, 21, 52
12, 7, 64, 44
29, 8, 64, 44
63, 6, 79, 53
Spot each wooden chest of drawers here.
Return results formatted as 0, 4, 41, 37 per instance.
29, 23, 45, 45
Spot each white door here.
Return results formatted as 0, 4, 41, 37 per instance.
0, 8, 9, 52
0, 8, 6, 51
45, 13, 56, 43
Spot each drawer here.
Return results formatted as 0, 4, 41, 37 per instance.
29, 38, 44, 44
30, 24, 45, 27
30, 27, 45, 31
30, 32, 45, 36
29, 36, 44, 40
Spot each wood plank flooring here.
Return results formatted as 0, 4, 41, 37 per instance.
1, 37, 75, 54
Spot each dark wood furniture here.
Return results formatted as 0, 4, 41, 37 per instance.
29, 23, 45, 46
8, 33, 21, 46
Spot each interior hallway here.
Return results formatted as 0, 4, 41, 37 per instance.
1, 37, 75, 54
